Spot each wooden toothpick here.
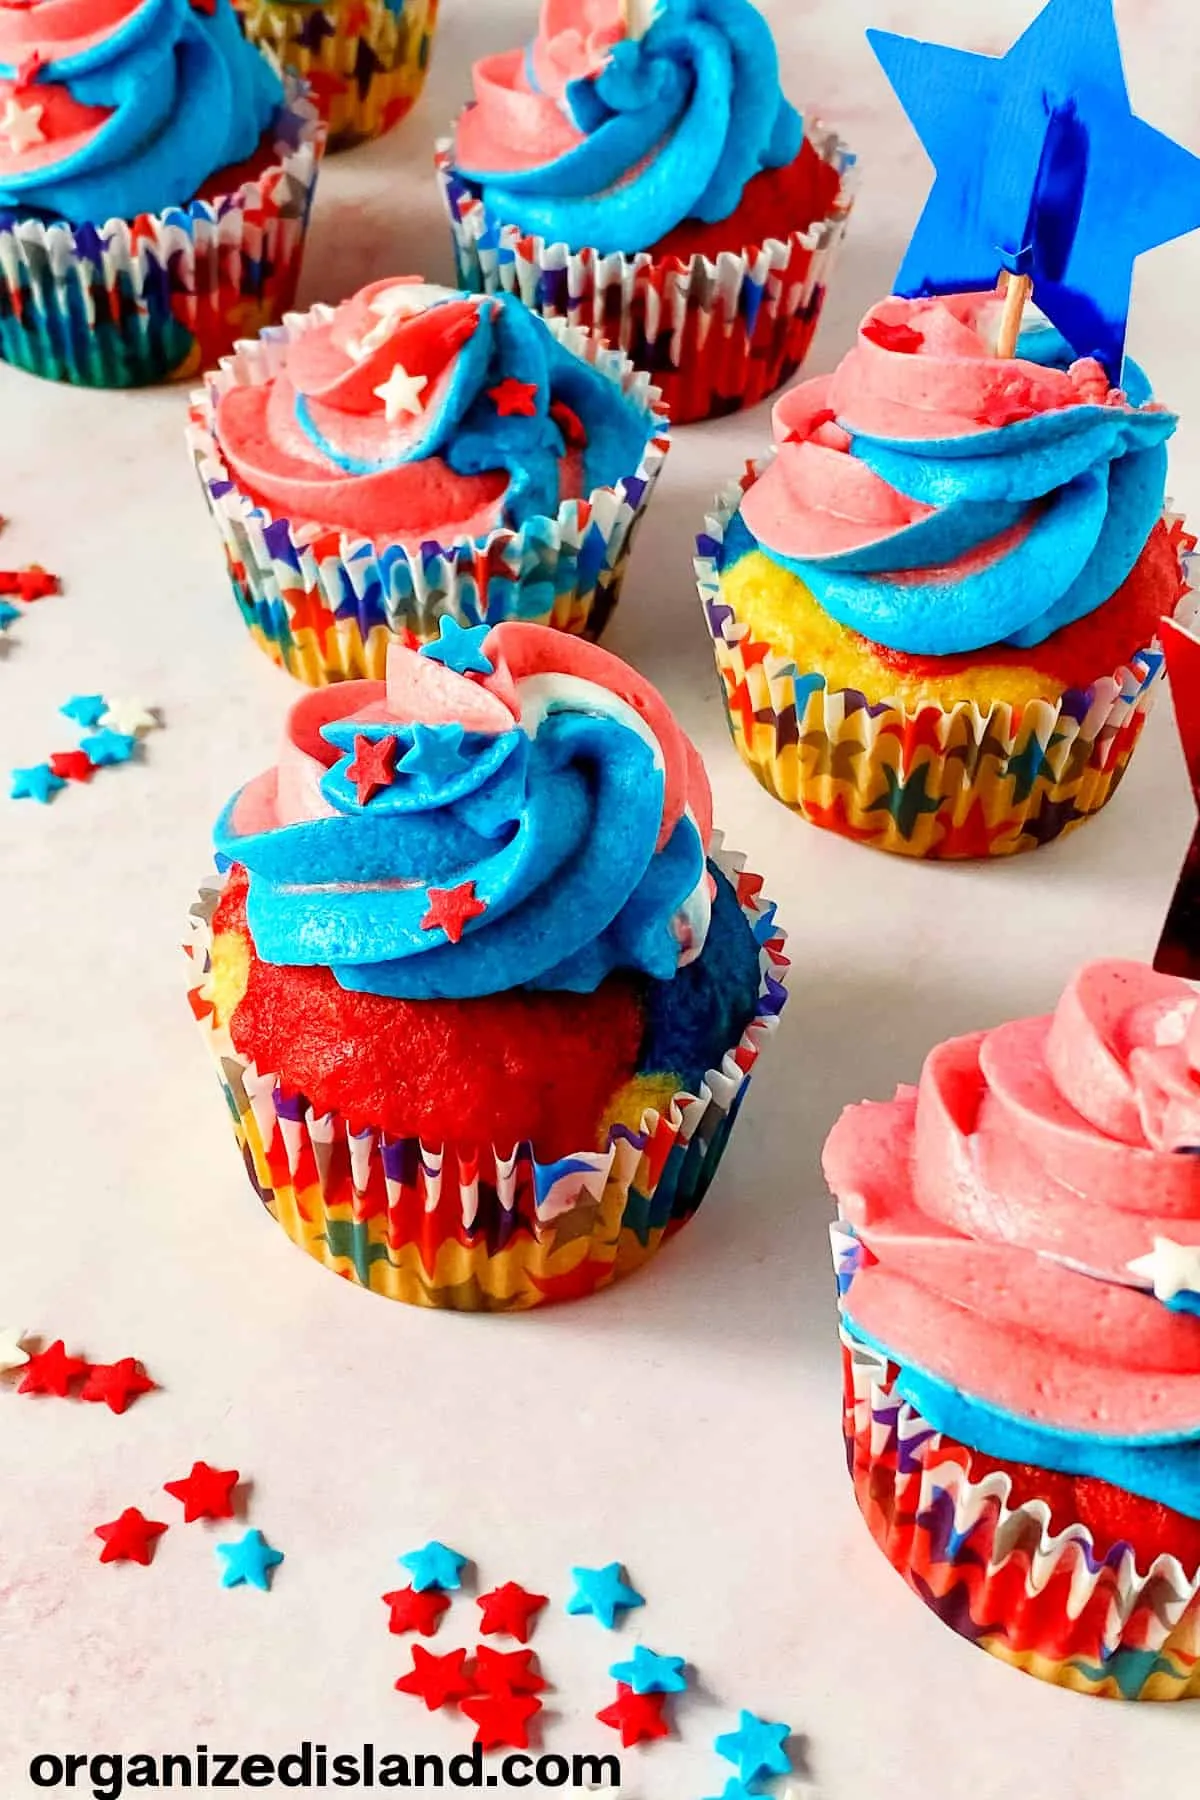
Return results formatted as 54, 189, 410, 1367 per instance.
996, 271, 1033, 359
619, 0, 652, 39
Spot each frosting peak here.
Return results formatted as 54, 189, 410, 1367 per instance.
216, 623, 714, 1001
452, 0, 803, 255
739, 292, 1176, 657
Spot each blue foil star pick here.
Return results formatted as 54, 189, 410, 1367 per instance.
398, 722, 469, 783
714, 1711, 793, 1786
397, 1540, 469, 1593
419, 617, 495, 677
565, 1562, 645, 1629
869, 0, 1200, 378
215, 1529, 284, 1592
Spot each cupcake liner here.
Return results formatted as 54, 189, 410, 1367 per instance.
184, 838, 788, 1311
0, 84, 325, 390
234, 0, 438, 149
696, 469, 1194, 859
187, 309, 671, 684
435, 127, 855, 426
834, 1227, 1200, 1698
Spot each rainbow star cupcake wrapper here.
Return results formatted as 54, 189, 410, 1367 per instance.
233, 0, 438, 150
696, 472, 1191, 859
837, 1311, 1200, 1701
187, 310, 670, 685
185, 840, 788, 1312
0, 85, 324, 391
435, 127, 855, 427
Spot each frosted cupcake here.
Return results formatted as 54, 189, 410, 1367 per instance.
189, 279, 669, 685
697, 291, 1189, 857
0, 0, 324, 388
437, 0, 853, 425
826, 960, 1200, 1699
232, 0, 438, 150
187, 621, 787, 1310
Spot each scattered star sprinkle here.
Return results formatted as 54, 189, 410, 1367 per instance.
216, 1528, 284, 1591
79, 1358, 156, 1415
374, 362, 429, 421
597, 1684, 672, 1747
0, 565, 59, 602
394, 1645, 475, 1710
473, 1646, 546, 1696
0, 1327, 30, 1373
714, 1712, 793, 1786
11, 764, 65, 804
99, 700, 159, 738
345, 732, 398, 805
17, 1340, 86, 1396
489, 377, 540, 417
420, 881, 488, 944
398, 1541, 469, 1593
0, 600, 19, 632
460, 1690, 542, 1752
420, 617, 494, 678
61, 695, 108, 728
80, 728, 138, 768
164, 1462, 240, 1522
381, 1586, 451, 1638
564, 1563, 645, 1629
49, 750, 95, 784
1127, 1236, 1200, 1302
609, 1645, 688, 1694
476, 1581, 549, 1644
94, 1508, 168, 1567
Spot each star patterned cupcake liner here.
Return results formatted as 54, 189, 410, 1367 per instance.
837, 1292, 1200, 1701
0, 83, 325, 390
435, 126, 855, 426
696, 469, 1192, 859
232, 0, 438, 150
184, 840, 788, 1312
187, 309, 671, 686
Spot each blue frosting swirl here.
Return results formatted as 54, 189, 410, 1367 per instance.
214, 683, 707, 1002
455, 0, 802, 255
0, 0, 283, 224
736, 327, 1177, 658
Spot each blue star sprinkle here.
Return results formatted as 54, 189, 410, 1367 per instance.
60, 693, 109, 728
419, 617, 495, 678
80, 728, 138, 768
869, 0, 1200, 376
609, 1645, 688, 1694
564, 1563, 645, 1629
11, 764, 65, 805
398, 722, 469, 783
215, 1529, 285, 1592
714, 1712, 793, 1786
397, 1541, 469, 1593
0, 601, 20, 632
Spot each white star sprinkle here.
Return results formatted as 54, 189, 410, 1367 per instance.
1127, 1236, 1200, 1302
374, 363, 428, 422
99, 699, 160, 738
0, 1327, 30, 1374
369, 282, 456, 321
0, 97, 45, 157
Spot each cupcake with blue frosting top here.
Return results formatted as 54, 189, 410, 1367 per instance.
0, 0, 324, 387
188, 621, 787, 1310
697, 290, 1190, 857
437, 0, 853, 424
189, 278, 670, 685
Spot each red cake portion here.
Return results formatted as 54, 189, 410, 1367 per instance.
212, 867, 647, 1160
650, 137, 844, 264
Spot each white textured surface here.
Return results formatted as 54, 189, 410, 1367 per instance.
1, 1, 1198, 1794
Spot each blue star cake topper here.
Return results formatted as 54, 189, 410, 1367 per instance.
869, 0, 1200, 378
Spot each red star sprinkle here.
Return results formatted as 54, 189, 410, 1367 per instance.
345, 733, 398, 806
473, 1646, 546, 1695
18, 1340, 87, 1397
382, 1586, 451, 1637
79, 1358, 156, 1415
549, 398, 587, 446
163, 1461, 240, 1522
16, 51, 44, 86
976, 388, 1039, 428
460, 1690, 542, 1751
596, 1684, 671, 1747
476, 1581, 549, 1644
394, 1645, 475, 1711
489, 378, 539, 418
94, 1508, 168, 1566
420, 880, 487, 944
49, 750, 95, 784
862, 318, 925, 354
0, 566, 60, 602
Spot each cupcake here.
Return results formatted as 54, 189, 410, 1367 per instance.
188, 279, 670, 685
437, 0, 853, 425
697, 291, 1190, 858
825, 960, 1200, 1699
0, 0, 324, 389
186, 621, 787, 1311
232, 0, 438, 150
